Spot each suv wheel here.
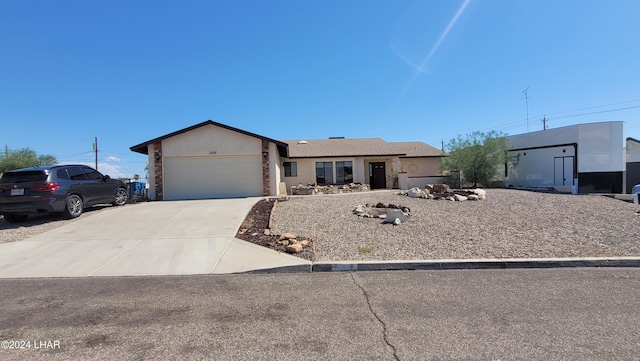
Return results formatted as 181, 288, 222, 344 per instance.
112, 188, 128, 206
63, 194, 83, 219
3, 213, 29, 223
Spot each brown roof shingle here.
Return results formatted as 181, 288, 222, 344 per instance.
283, 138, 442, 158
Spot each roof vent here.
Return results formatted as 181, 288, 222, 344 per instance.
298, 140, 308, 144
329, 137, 345, 139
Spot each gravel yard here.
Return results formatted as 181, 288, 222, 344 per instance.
271, 189, 640, 262
0, 205, 122, 244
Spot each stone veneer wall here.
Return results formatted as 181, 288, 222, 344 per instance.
153, 142, 163, 201
262, 139, 270, 196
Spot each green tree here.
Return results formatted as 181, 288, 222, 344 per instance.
440, 131, 511, 188
0, 148, 58, 174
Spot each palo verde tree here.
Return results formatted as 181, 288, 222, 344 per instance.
0, 148, 58, 174
440, 130, 511, 188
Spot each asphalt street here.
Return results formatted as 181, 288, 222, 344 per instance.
1, 268, 639, 360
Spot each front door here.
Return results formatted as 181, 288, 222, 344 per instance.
369, 162, 386, 189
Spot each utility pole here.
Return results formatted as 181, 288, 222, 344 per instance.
4, 145, 8, 157
541, 116, 548, 130
93, 137, 98, 171
441, 140, 445, 152
523, 87, 530, 132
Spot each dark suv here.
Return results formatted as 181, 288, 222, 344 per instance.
0, 165, 128, 223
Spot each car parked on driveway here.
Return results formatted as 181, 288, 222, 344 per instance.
0, 164, 128, 223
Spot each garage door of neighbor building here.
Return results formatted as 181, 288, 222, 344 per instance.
164, 156, 263, 200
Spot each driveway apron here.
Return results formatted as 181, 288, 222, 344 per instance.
0, 198, 309, 278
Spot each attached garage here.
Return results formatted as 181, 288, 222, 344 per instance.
164, 156, 263, 200
130, 120, 289, 201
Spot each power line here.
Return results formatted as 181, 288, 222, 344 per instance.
548, 105, 640, 120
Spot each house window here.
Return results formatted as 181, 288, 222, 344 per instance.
284, 162, 297, 177
315, 162, 333, 185
336, 161, 353, 184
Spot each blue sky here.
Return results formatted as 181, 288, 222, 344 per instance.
2, 0, 639, 179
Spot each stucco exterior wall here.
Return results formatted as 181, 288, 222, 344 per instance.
400, 157, 441, 178
162, 124, 261, 157
281, 157, 365, 191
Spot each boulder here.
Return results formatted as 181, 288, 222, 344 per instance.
407, 187, 423, 198
473, 188, 487, 199
393, 218, 401, 226
384, 210, 407, 224
467, 194, 479, 201
454, 194, 468, 201
286, 243, 303, 253
433, 184, 450, 193
353, 205, 365, 214
280, 232, 296, 240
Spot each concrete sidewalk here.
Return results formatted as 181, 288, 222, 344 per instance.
0, 199, 310, 278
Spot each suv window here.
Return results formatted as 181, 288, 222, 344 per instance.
56, 168, 70, 180
67, 166, 88, 181
81, 166, 104, 180
0, 170, 48, 183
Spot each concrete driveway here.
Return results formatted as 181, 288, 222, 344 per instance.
0, 199, 310, 278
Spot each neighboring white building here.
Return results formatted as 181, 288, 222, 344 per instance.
505, 121, 626, 194
627, 137, 640, 193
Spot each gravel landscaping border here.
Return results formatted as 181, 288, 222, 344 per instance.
271, 189, 640, 262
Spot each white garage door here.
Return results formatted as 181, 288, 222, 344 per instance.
164, 156, 263, 200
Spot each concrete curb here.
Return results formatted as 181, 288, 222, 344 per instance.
246, 257, 640, 274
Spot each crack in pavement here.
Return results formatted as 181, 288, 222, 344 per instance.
350, 272, 400, 361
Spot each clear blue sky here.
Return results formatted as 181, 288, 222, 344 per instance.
2, 0, 639, 179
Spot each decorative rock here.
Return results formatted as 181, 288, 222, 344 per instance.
393, 218, 401, 226
376, 202, 387, 208
454, 194, 468, 201
378, 214, 386, 219
388, 203, 399, 209
300, 240, 310, 246
400, 206, 411, 213
286, 243, 303, 253
468, 194, 479, 201
289, 238, 298, 244
353, 205, 365, 214
420, 190, 429, 198
433, 184, 450, 193
473, 188, 487, 199
280, 232, 296, 240
446, 196, 455, 201
407, 187, 423, 198
384, 210, 408, 224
